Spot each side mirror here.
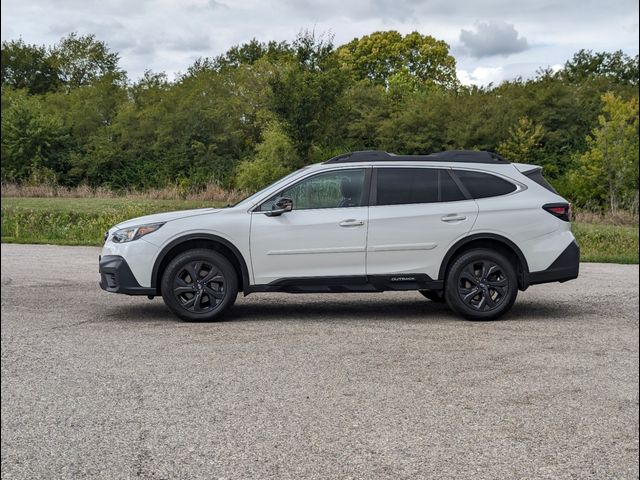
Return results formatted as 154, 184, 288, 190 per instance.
266, 197, 293, 217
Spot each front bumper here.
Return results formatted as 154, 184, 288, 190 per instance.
529, 241, 580, 286
99, 255, 156, 295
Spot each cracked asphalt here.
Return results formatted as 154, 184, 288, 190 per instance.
1, 243, 638, 479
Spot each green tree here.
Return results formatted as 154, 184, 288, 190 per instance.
51, 33, 125, 89
560, 49, 639, 86
1, 96, 69, 182
213, 39, 293, 71
336, 31, 458, 89
1, 39, 61, 94
270, 31, 348, 164
569, 93, 639, 211
498, 116, 546, 164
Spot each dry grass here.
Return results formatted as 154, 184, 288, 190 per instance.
573, 209, 639, 226
0, 182, 248, 204
1, 183, 115, 198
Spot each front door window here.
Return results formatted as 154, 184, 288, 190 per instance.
258, 169, 366, 211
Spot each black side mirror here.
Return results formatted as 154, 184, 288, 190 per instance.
266, 197, 293, 217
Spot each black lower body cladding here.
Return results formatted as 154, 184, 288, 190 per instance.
99, 255, 155, 295
529, 241, 580, 286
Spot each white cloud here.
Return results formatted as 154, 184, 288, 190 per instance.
457, 66, 504, 87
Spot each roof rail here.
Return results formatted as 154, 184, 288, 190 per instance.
324, 150, 509, 164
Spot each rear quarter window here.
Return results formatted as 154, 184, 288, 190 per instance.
453, 170, 517, 199
524, 169, 559, 194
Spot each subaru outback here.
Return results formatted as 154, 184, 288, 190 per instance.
99, 150, 580, 321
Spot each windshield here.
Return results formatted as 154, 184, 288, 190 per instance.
229, 166, 312, 208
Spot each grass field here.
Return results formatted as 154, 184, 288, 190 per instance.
1, 197, 638, 263
1, 197, 226, 246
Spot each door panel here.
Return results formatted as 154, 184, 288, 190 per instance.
250, 167, 370, 285
366, 201, 478, 278
366, 167, 478, 279
250, 207, 368, 284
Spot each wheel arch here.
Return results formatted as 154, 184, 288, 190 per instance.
438, 233, 530, 290
151, 234, 251, 295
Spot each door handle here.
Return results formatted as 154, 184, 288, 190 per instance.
441, 214, 467, 222
339, 219, 365, 227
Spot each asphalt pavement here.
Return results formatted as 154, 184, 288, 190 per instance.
1, 243, 638, 479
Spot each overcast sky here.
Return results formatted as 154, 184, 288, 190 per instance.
1, 0, 638, 86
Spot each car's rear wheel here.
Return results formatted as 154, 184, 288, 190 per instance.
161, 249, 238, 322
419, 290, 445, 302
444, 249, 518, 321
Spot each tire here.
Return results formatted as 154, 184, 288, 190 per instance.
444, 248, 518, 321
161, 249, 238, 322
419, 290, 446, 302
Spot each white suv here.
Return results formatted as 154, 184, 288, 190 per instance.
99, 150, 579, 321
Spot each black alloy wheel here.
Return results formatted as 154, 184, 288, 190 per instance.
457, 260, 508, 311
444, 249, 518, 321
161, 249, 238, 321
173, 260, 226, 313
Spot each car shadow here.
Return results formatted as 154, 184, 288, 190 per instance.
102, 293, 591, 324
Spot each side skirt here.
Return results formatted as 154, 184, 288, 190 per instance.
245, 274, 443, 294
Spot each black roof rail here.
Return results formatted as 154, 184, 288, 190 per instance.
324, 150, 509, 164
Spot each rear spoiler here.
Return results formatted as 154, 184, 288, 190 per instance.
513, 163, 542, 174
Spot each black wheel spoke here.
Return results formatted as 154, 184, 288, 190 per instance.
200, 269, 221, 283
462, 287, 480, 303
487, 277, 507, 287
490, 285, 507, 296
174, 286, 194, 295
187, 262, 202, 283
478, 262, 488, 281
182, 295, 196, 308
484, 292, 497, 309
460, 265, 479, 285
483, 264, 499, 281
204, 286, 224, 302
192, 291, 203, 312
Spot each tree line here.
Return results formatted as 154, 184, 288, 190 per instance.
1, 31, 638, 211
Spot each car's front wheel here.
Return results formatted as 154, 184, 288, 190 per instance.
444, 249, 518, 321
161, 249, 238, 322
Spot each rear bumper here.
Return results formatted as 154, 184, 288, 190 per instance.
99, 255, 156, 296
529, 241, 580, 286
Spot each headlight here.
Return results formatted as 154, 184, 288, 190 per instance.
111, 223, 165, 243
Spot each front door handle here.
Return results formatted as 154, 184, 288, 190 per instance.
441, 214, 467, 222
339, 219, 365, 227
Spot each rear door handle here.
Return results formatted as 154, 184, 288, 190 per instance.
339, 219, 365, 227
441, 214, 467, 222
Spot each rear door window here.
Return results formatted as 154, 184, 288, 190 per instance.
375, 168, 466, 206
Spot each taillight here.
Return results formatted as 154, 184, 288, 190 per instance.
543, 203, 571, 222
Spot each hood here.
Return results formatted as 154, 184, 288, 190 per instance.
114, 208, 221, 230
